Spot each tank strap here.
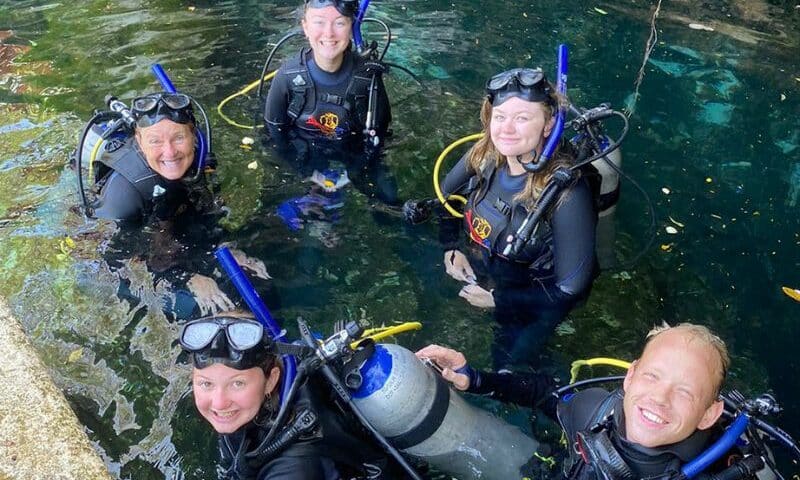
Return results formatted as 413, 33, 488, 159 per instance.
285, 48, 314, 120
96, 138, 161, 202
388, 374, 450, 449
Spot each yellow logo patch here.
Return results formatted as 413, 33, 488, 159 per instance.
319, 112, 339, 131
471, 215, 492, 239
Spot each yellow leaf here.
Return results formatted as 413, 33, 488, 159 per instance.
67, 348, 83, 363
594, 7, 608, 15
64, 236, 76, 249
782, 287, 800, 302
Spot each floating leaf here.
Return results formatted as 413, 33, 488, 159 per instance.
593, 7, 608, 14
660, 244, 673, 251
688, 23, 715, 31
67, 347, 83, 363
668, 216, 685, 228
780, 94, 786, 101
661, 187, 671, 195
241, 136, 254, 145
665, 226, 678, 234
705, 177, 713, 183
782, 286, 800, 302
247, 161, 258, 170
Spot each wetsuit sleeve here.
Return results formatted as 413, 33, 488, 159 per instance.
438, 155, 474, 250
264, 66, 292, 129
256, 453, 330, 480
92, 172, 146, 221
492, 178, 597, 310
468, 370, 559, 419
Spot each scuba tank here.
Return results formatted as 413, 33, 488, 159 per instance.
351, 344, 540, 480
591, 135, 622, 218
588, 135, 622, 270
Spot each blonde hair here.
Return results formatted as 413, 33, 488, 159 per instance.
466, 88, 574, 208
644, 322, 730, 394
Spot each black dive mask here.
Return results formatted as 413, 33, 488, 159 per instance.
132, 92, 196, 128
180, 316, 273, 370
486, 68, 554, 107
305, 0, 358, 18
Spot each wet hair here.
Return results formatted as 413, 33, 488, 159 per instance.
466, 86, 575, 208
302, 0, 357, 21
644, 322, 730, 396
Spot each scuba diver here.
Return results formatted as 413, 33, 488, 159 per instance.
263, 0, 391, 147
417, 323, 796, 480
75, 92, 214, 222
261, 0, 400, 215
435, 67, 598, 368
72, 78, 270, 317
180, 312, 398, 479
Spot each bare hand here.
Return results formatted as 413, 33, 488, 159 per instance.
415, 344, 470, 391
187, 274, 235, 315
458, 284, 495, 308
229, 249, 271, 280
443, 250, 477, 284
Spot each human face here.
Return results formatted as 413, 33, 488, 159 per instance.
489, 96, 554, 161
192, 363, 280, 434
622, 329, 724, 448
302, 5, 352, 68
135, 119, 194, 181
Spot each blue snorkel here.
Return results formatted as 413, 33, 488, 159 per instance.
352, 0, 370, 51
682, 413, 750, 479
215, 247, 298, 405
150, 64, 210, 172
523, 43, 568, 173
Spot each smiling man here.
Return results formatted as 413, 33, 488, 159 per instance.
417, 323, 732, 479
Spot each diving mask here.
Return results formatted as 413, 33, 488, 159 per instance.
486, 68, 553, 107
305, 0, 358, 18
132, 92, 196, 128
180, 316, 273, 370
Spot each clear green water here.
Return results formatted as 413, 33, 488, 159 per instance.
1, 0, 799, 478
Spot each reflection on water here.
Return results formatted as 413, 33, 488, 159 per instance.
1, 0, 799, 478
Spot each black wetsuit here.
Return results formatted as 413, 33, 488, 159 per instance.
440, 155, 598, 367
263, 47, 397, 207
264, 47, 391, 144
89, 134, 210, 222
468, 372, 719, 480
217, 379, 391, 480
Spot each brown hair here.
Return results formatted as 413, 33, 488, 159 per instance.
466, 87, 575, 208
